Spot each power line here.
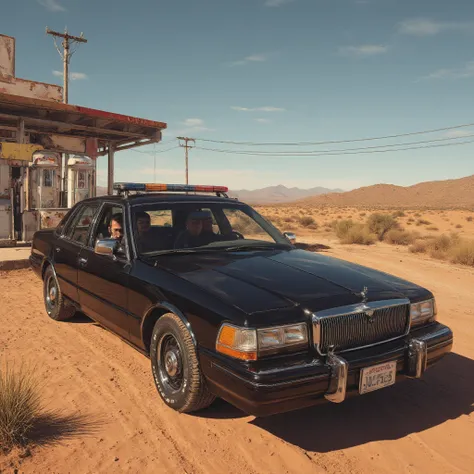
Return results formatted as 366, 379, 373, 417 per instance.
194, 137, 474, 157
193, 133, 474, 156
131, 145, 179, 155
193, 121, 474, 146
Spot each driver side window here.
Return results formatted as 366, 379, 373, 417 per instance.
90, 204, 126, 254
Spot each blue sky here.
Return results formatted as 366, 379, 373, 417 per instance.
3, 0, 474, 190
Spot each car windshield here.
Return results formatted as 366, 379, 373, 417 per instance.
131, 200, 292, 256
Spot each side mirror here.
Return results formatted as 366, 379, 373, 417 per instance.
94, 238, 117, 256
284, 232, 296, 244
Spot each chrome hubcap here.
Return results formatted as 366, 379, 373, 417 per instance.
45, 276, 58, 313
49, 286, 57, 303
158, 334, 184, 392
164, 350, 179, 377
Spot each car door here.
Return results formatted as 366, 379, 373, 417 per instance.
54, 203, 100, 301
76, 203, 132, 340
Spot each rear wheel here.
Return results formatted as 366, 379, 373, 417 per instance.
150, 313, 215, 413
43, 266, 76, 321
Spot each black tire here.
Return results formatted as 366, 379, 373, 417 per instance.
150, 313, 216, 413
43, 266, 76, 322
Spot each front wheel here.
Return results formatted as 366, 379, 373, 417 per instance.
150, 313, 216, 413
43, 266, 75, 321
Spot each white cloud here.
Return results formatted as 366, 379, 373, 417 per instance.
339, 44, 388, 57
173, 118, 215, 135
420, 61, 474, 80
229, 54, 268, 67
38, 0, 65, 12
53, 70, 88, 80
264, 0, 295, 7
231, 106, 285, 112
398, 18, 474, 36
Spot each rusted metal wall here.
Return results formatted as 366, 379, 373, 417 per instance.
0, 34, 15, 79
39, 209, 68, 229
0, 77, 62, 102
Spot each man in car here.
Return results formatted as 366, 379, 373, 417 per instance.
108, 213, 126, 255
200, 212, 222, 245
135, 211, 155, 252
174, 211, 208, 249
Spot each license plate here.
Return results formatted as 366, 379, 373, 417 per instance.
359, 361, 397, 395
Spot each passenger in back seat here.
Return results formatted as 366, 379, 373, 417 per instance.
135, 211, 155, 253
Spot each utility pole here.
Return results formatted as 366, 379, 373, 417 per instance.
46, 27, 87, 206
177, 137, 195, 185
46, 27, 88, 104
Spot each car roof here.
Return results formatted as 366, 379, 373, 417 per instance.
79, 193, 245, 207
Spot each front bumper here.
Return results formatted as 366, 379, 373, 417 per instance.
200, 322, 453, 417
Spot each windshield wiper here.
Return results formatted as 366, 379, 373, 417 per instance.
221, 243, 290, 252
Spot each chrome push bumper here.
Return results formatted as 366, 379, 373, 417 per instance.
324, 338, 429, 403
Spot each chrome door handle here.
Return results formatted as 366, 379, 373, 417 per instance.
55, 247, 61, 253
78, 257, 88, 266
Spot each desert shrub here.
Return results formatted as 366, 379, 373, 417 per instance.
426, 226, 439, 231
283, 217, 294, 223
384, 229, 418, 246
449, 240, 474, 266
455, 224, 463, 229
367, 213, 399, 241
408, 218, 415, 223
359, 212, 366, 217
299, 216, 316, 228
414, 213, 421, 217
0, 361, 41, 449
467, 216, 473, 222
409, 240, 430, 254
392, 210, 406, 218
334, 219, 356, 239
340, 225, 376, 245
416, 219, 431, 226
337, 215, 343, 219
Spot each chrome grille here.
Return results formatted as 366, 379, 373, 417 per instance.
312, 299, 410, 355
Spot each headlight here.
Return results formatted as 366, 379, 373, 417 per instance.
410, 299, 437, 327
216, 323, 308, 361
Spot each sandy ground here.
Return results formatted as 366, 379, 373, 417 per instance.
0, 240, 473, 474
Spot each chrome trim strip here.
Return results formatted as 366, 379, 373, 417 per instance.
312, 298, 411, 356
324, 352, 348, 403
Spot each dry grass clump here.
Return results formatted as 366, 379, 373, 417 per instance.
467, 216, 473, 222
384, 229, 418, 246
416, 219, 431, 226
392, 210, 406, 218
450, 240, 474, 266
298, 216, 317, 228
335, 220, 376, 245
367, 213, 399, 241
455, 224, 463, 229
0, 361, 41, 450
427, 226, 439, 231
408, 233, 474, 267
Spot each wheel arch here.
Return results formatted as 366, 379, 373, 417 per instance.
41, 258, 54, 280
141, 302, 197, 354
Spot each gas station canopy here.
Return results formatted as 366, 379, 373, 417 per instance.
0, 91, 167, 156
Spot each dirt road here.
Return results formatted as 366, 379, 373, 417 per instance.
1, 241, 473, 474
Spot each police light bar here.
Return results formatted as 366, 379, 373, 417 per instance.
113, 183, 229, 193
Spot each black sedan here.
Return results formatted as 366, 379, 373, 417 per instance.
29, 183, 453, 417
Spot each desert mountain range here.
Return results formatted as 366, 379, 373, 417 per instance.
293, 175, 474, 209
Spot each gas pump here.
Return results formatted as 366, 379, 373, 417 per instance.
67, 155, 95, 208
29, 152, 61, 209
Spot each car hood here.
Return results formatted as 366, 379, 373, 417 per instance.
155, 248, 430, 315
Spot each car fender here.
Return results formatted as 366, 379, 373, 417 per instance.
141, 301, 198, 349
